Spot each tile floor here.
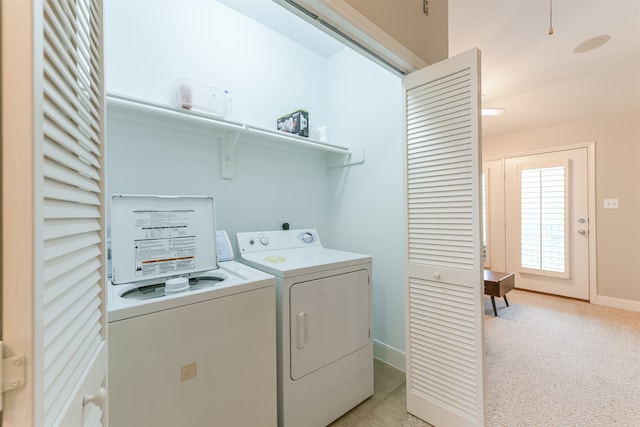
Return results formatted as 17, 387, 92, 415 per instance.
328, 359, 431, 427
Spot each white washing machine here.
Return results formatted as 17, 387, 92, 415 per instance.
108, 195, 277, 427
236, 229, 373, 427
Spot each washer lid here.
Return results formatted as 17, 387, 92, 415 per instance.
110, 195, 218, 285
239, 246, 371, 278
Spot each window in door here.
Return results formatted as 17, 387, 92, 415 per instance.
518, 161, 569, 278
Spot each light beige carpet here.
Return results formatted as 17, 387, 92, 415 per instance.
402, 289, 640, 426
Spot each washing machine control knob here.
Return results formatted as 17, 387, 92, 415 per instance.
301, 232, 314, 244
260, 236, 270, 246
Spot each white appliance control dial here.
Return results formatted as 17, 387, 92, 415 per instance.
236, 229, 321, 254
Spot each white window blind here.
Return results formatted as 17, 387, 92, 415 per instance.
41, 0, 105, 425
519, 164, 569, 277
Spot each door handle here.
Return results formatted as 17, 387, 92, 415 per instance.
296, 312, 308, 350
578, 229, 587, 235
83, 387, 106, 407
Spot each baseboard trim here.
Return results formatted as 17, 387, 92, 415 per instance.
373, 340, 406, 372
595, 295, 640, 312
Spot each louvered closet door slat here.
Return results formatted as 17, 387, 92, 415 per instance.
42, 19, 100, 133
43, 274, 100, 349
44, 259, 101, 305
409, 72, 471, 104
43, 218, 101, 240
408, 139, 470, 157
408, 278, 479, 420
44, 179, 101, 206
44, 2, 94, 98
58, 0, 92, 58
72, 0, 103, 87
44, 134, 100, 180
408, 109, 472, 134
409, 152, 471, 168
39, 0, 105, 424
44, 199, 101, 220
43, 64, 100, 149
43, 4, 101, 150
407, 63, 475, 295
45, 325, 101, 420
44, 232, 100, 262
44, 158, 100, 192
43, 98, 101, 164
404, 49, 483, 427
43, 73, 100, 142
43, 245, 101, 284
408, 165, 470, 181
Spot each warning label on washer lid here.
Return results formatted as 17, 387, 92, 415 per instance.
132, 210, 198, 277
135, 237, 196, 276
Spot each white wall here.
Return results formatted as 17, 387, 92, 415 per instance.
105, 0, 330, 129
484, 109, 640, 309
326, 49, 405, 367
105, 0, 335, 237
105, 0, 407, 368
106, 117, 334, 236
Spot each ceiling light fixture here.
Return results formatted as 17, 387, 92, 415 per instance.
481, 108, 506, 116
574, 35, 611, 53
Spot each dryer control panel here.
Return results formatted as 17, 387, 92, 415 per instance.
237, 229, 321, 254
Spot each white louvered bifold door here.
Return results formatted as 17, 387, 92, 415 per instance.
403, 48, 484, 427
37, 0, 106, 425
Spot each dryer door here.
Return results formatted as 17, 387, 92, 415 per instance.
289, 269, 370, 380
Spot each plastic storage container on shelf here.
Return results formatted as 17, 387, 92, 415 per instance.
172, 77, 229, 118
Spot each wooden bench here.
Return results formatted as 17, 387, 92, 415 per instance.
484, 270, 515, 316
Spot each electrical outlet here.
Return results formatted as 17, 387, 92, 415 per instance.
603, 199, 619, 209
180, 362, 197, 382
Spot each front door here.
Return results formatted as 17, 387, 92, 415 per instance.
505, 147, 590, 300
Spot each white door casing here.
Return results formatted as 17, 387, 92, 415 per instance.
505, 147, 591, 300
2, 0, 36, 420
403, 48, 485, 427
482, 159, 506, 272
2, 0, 107, 425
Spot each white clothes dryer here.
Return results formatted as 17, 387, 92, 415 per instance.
236, 229, 373, 427
108, 195, 277, 427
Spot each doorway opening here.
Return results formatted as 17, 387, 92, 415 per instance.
484, 143, 597, 301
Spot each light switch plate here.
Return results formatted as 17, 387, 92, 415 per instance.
604, 198, 619, 209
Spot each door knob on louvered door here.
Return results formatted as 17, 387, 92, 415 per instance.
83, 387, 106, 407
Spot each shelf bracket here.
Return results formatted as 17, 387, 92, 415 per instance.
328, 146, 365, 169
221, 130, 241, 179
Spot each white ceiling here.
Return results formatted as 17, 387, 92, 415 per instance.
449, 0, 640, 138
218, 0, 345, 57
222, 0, 640, 139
